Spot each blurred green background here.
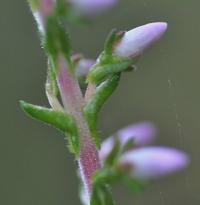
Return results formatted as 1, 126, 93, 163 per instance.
0, 0, 199, 204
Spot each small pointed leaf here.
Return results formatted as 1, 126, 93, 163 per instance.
104, 29, 118, 56
20, 100, 77, 133
20, 100, 79, 155
84, 74, 120, 147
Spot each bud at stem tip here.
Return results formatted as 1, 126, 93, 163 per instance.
114, 22, 168, 59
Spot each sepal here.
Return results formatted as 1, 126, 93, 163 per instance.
103, 29, 123, 57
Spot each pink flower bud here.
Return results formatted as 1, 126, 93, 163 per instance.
114, 22, 168, 59
119, 147, 189, 180
99, 122, 156, 161
69, 0, 118, 16
75, 59, 95, 77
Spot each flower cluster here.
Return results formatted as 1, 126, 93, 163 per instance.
100, 122, 188, 180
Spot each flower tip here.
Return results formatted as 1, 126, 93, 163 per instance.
148, 22, 168, 39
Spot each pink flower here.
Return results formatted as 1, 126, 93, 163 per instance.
99, 122, 156, 161
114, 22, 168, 59
99, 122, 189, 180
119, 147, 189, 180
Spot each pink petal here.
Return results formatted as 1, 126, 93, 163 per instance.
99, 122, 156, 161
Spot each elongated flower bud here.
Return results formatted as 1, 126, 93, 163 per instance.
99, 122, 156, 161
114, 22, 168, 59
69, 0, 118, 16
119, 147, 189, 180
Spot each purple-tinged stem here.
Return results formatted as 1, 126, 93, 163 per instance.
57, 54, 101, 195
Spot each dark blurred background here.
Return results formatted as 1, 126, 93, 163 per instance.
0, 0, 199, 204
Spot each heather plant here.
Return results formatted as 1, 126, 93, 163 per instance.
20, 0, 189, 204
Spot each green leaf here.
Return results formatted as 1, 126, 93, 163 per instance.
104, 139, 120, 166
28, 0, 39, 11
20, 100, 77, 132
55, 0, 68, 18
45, 61, 64, 111
91, 169, 116, 204
44, 16, 72, 69
90, 185, 103, 205
64, 132, 79, 156
44, 17, 58, 62
84, 74, 120, 148
88, 56, 133, 84
104, 29, 118, 56
46, 60, 59, 96
91, 184, 115, 205
20, 101, 79, 155
123, 176, 147, 193
121, 138, 135, 153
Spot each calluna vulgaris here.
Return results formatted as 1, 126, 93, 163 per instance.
20, 0, 189, 204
